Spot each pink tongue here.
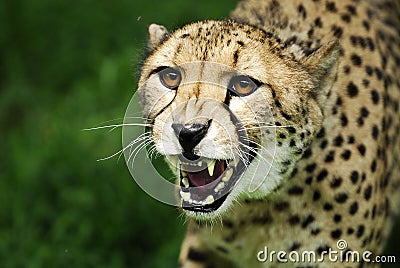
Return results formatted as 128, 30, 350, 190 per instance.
187, 160, 225, 187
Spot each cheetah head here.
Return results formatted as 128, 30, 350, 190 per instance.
137, 21, 339, 219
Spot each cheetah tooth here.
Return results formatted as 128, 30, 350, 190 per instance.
204, 195, 214, 205
207, 159, 216, 176
222, 169, 233, 182
214, 182, 225, 192
229, 160, 235, 168
180, 191, 191, 202
229, 158, 239, 168
182, 177, 189, 188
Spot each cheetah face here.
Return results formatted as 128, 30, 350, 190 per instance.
139, 61, 274, 217
137, 21, 339, 219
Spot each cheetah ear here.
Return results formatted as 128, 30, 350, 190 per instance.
303, 40, 340, 103
147, 24, 169, 51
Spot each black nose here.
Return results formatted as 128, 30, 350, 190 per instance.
172, 121, 210, 159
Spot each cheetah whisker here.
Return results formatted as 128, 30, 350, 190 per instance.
241, 138, 277, 160
96, 132, 151, 161
127, 139, 154, 167
82, 123, 153, 132
244, 125, 295, 130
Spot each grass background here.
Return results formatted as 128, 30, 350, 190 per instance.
0, 0, 398, 267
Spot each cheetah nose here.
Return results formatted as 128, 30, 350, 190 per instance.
172, 121, 211, 160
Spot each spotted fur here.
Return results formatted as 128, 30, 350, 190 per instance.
138, 0, 400, 267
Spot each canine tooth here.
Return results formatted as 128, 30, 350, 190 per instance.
207, 159, 216, 176
205, 195, 214, 205
214, 182, 225, 192
222, 168, 233, 182
229, 159, 236, 167
182, 177, 189, 187
180, 191, 191, 202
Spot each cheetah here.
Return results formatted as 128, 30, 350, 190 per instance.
134, 0, 400, 267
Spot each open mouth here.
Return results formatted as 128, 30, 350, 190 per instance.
179, 156, 241, 213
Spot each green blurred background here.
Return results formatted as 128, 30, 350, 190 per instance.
0, 0, 398, 267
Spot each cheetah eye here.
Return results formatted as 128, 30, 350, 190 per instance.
159, 67, 182, 90
228, 75, 260, 96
